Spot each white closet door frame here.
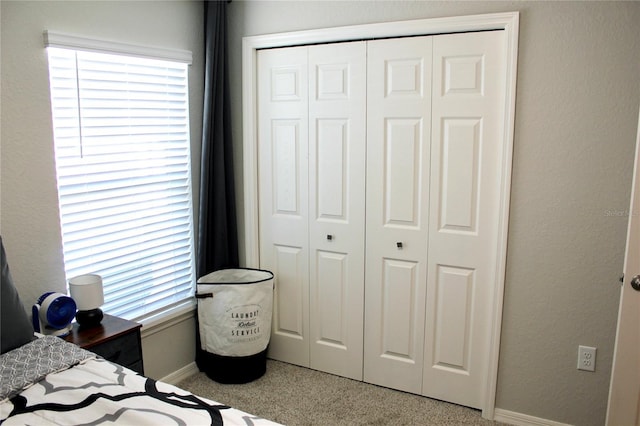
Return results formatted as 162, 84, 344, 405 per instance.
242, 12, 519, 420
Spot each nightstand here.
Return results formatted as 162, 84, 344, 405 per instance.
64, 313, 144, 375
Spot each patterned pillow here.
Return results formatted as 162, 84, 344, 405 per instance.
0, 335, 94, 400
1, 236, 35, 354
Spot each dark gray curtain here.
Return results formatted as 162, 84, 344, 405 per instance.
197, 0, 238, 278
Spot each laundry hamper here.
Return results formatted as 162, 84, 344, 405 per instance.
196, 268, 274, 383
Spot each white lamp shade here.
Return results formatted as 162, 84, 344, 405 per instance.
68, 274, 104, 310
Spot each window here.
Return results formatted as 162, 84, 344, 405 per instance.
45, 32, 196, 321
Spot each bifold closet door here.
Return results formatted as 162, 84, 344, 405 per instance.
363, 30, 507, 409
258, 46, 310, 366
422, 30, 506, 409
363, 36, 433, 394
259, 30, 508, 409
258, 42, 366, 379
308, 42, 366, 380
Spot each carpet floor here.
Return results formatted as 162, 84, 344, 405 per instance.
177, 360, 504, 425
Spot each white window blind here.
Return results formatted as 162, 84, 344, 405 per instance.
46, 43, 196, 321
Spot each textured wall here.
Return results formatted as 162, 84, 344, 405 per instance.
0, 0, 203, 380
142, 315, 196, 380
227, 1, 640, 425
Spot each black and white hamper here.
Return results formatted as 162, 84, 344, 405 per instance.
196, 268, 274, 383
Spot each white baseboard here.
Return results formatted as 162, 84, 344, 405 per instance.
160, 362, 200, 386
494, 409, 573, 426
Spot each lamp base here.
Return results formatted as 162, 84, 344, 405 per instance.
76, 308, 103, 328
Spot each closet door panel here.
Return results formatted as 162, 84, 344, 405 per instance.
364, 36, 433, 394
423, 30, 506, 409
309, 42, 366, 380
385, 118, 423, 225
381, 259, 421, 358
258, 47, 310, 366
439, 118, 481, 231
273, 245, 306, 337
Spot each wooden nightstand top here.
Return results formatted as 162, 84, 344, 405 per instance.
64, 313, 142, 349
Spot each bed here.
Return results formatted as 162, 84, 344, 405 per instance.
0, 237, 280, 425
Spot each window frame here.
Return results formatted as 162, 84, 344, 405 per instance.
44, 30, 197, 325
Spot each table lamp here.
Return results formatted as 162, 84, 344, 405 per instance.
69, 274, 104, 327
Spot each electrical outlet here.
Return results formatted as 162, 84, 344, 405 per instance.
577, 345, 596, 372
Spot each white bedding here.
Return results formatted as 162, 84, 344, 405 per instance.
0, 337, 280, 425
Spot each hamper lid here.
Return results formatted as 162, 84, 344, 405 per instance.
197, 268, 273, 284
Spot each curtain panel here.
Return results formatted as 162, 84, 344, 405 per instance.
197, 0, 239, 278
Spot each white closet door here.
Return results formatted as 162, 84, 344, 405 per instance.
308, 42, 367, 380
258, 46, 310, 366
423, 30, 506, 409
364, 36, 433, 394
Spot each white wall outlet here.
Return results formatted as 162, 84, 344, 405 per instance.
577, 345, 596, 372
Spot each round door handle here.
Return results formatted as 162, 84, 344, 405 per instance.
396, 242, 403, 249
631, 275, 640, 291
327, 234, 333, 241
